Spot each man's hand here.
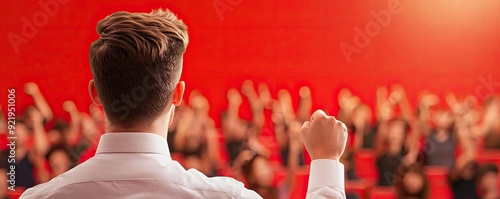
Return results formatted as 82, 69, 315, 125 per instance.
300, 110, 347, 161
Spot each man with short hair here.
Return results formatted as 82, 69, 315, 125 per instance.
20, 9, 347, 199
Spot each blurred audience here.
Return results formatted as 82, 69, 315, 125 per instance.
1, 82, 500, 199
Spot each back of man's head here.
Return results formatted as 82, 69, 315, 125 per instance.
89, 9, 188, 128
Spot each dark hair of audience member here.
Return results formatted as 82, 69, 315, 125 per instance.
394, 164, 429, 199
241, 154, 277, 199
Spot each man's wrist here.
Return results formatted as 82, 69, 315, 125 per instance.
311, 154, 339, 161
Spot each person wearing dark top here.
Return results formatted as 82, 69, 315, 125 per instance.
362, 125, 378, 149
15, 153, 36, 189
10, 114, 50, 189
273, 88, 311, 167
173, 92, 220, 176
450, 161, 479, 199
376, 119, 408, 186
0, 151, 11, 199
450, 112, 482, 199
424, 110, 456, 169
222, 89, 249, 164
352, 103, 377, 150
377, 151, 404, 186
424, 130, 456, 169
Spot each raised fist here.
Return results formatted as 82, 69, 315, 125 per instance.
300, 110, 348, 161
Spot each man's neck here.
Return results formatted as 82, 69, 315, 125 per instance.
104, 117, 170, 138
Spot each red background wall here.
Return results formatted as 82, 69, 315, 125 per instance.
1, 0, 500, 124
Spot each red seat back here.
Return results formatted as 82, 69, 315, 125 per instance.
354, 149, 378, 184
369, 187, 396, 199
425, 166, 452, 199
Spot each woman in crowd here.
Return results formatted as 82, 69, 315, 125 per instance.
394, 163, 429, 199
5, 81, 500, 199
273, 86, 311, 167
173, 91, 221, 176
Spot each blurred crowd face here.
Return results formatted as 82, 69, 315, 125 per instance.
402, 171, 424, 195
250, 156, 273, 187
81, 114, 99, 141
190, 93, 210, 118
432, 110, 453, 130
47, 129, 64, 146
222, 116, 247, 140
478, 171, 499, 195
48, 150, 71, 178
352, 104, 372, 127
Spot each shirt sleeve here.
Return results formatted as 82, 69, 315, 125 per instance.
306, 159, 346, 199
239, 187, 263, 199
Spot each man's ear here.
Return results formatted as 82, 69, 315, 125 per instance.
172, 81, 185, 106
88, 80, 102, 106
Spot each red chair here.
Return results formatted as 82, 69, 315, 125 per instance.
288, 166, 310, 199
369, 187, 396, 199
216, 133, 229, 168
476, 150, 500, 190
354, 149, 378, 184
7, 187, 25, 199
346, 180, 368, 199
476, 150, 500, 164
424, 166, 452, 199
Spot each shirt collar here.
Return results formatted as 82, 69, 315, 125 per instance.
96, 133, 171, 158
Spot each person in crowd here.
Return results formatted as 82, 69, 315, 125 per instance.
394, 163, 429, 199
449, 103, 481, 199
45, 146, 73, 179
376, 118, 409, 186
273, 87, 312, 167
77, 108, 104, 164
475, 163, 499, 199
222, 88, 251, 163
23, 82, 54, 124
234, 150, 278, 199
20, 7, 348, 198
8, 83, 52, 189
352, 103, 375, 149
173, 91, 221, 176
233, 117, 304, 199
46, 120, 69, 147
423, 109, 456, 169
0, 151, 10, 199
10, 117, 49, 189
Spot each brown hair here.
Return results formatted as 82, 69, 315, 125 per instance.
394, 164, 429, 199
89, 9, 188, 128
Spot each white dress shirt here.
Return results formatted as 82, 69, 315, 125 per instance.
20, 133, 345, 199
